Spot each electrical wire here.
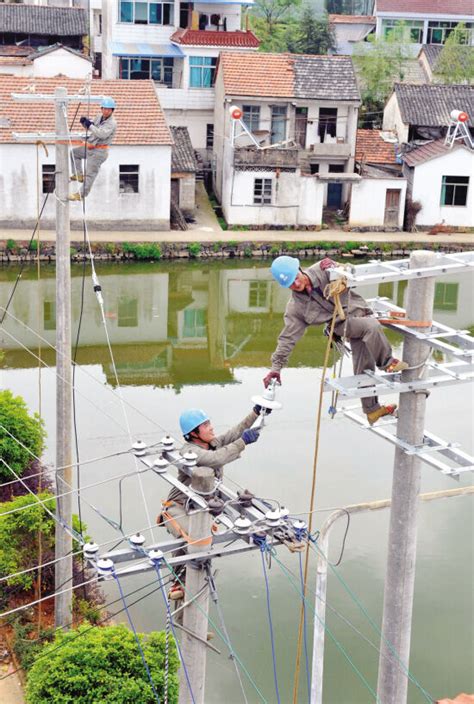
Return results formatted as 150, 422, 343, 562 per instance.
298, 551, 311, 703
259, 542, 281, 704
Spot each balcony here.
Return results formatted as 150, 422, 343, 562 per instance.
234, 147, 298, 171
305, 139, 351, 158
170, 28, 260, 49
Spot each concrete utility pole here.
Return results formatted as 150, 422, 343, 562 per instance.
54, 87, 73, 629
179, 466, 214, 704
377, 250, 436, 704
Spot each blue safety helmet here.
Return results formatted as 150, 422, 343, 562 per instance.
270, 256, 300, 288
179, 409, 209, 437
101, 96, 116, 109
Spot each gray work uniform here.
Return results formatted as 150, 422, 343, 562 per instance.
270, 261, 393, 413
71, 113, 117, 196
164, 410, 258, 538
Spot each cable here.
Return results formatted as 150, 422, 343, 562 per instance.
258, 542, 281, 704
298, 551, 311, 703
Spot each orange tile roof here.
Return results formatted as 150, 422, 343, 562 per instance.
437, 695, 474, 704
0, 57, 32, 66
171, 28, 260, 48
356, 129, 398, 163
329, 14, 375, 23
218, 51, 294, 97
0, 76, 172, 145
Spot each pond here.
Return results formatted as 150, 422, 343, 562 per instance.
1, 260, 473, 703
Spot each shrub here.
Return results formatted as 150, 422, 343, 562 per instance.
26, 624, 179, 704
6, 239, 16, 252
243, 246, 253, 258
11, 620, 55, 672
122, 243, 161, 260
187, 242, 201, 257
0, 390, 45, 482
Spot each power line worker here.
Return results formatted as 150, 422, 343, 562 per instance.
265, 256, 408, 425
68, 96, 117, 201
161, 407, 262, 599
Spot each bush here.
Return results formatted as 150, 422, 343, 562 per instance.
0, 390, 45, 482
6, 239, 16, 252
122, 243, 161, 260
187, 242, 201, 257
26, 624, 179, 704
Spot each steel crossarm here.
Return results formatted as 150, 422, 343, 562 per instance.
329, 251, 474, 287
140, 457, 208, 509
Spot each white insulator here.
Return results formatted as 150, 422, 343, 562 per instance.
148, 549, 164, 565
161, 435, 175, 451
97, 558, 114, 577
83, 541, 99, 559
129, 533, 145, 549
183, 451, 198, 467
233, 515, 252, 534
132, 440, 147, 456
153, 456, 169, 473
280, 506, 290, 518
293, 520, 307, 531
251, 393, 282, 411
266, 509, 283, 527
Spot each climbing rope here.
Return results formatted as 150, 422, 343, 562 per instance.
164, 610, 170, 704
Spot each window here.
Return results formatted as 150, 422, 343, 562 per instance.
441, 175, 469, 206
318, 107, 337, 141
434, 283, 459, 312
118, 298, 138, 327
119, 57, 173, 84
328, 164, 344, 173
248, 281, 269, 308
427, 21, 472, 44
253, 178, 272, 205
120, 165, 139, 193
270, 105, 286, 145
180, 2, 191, 28
382, 19, 424, 43
243, 105, 260, 133
206, 123, 214, 149
43, 301, 56, 331
310, 163, 319, 174
119, 0, 174, 26
183, 309, 207, 338
42, 164, 55, 194
189, 56, 216, 88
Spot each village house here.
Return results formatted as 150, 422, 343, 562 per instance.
170, 125, 197, 215
0, 3, 89, 52
329, 14, 376, 55
0, 43, 93, 79
213, 51, 361, 227
0, 76, 173, 230
98, 0, 259, 151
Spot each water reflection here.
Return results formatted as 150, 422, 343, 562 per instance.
1, 263, 472, 386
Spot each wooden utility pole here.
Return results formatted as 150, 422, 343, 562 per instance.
179, 466, 214, 704
377, 250, 436, 703
54, 87, 73, 629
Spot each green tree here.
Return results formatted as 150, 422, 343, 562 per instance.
0, 390, 45, 482
434, 23, 474, 84
295, 6, 335, 54
251, 0, 300, 51
26, 624, 179, 704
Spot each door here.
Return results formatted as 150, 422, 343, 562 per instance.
384, 189, 401, 226
271, 105, 286, 145
295, 107, 308, 148
327, 182, 342, 208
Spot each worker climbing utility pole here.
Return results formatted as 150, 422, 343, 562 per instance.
179, 466, 214, 704
377, 250, 436, 704
54, 87, 73, 629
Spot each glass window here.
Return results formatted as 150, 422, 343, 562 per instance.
253, 178, 272, 205
42, 164, 55, 194
120, 57, 173, 84
427, 21, 472, 44
44, 301, 56, 331
120, 0, 133, 22
319, 107, 337, 140
206, 124, 214, 149
440, 176, 469, 206
150, 2, 161, 23
119, 0, 174, 26
183, 309, 207, 338
270, 105, 286, 145
243, 105, 260, 133
382, 19, 424, 42
118, 298, 138, 327
248, 281, 269, 308
189, 56, 217, 88
119, 165, 140, 193
434, 283, 459, 311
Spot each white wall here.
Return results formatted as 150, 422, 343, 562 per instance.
411, 148, 474, 227
0, 143, 171, 229
165, 108, 213, 149
33, 49, 92, 78
350, 177, 407, 227
0, 63, 32, 77
383, 93, 409, 143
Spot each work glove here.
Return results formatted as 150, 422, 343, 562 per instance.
242, 428, 260, 445
253, 404, 272, 416
80, 116, 93, 129
263, 370, 281, 388
320, 257, 337, 271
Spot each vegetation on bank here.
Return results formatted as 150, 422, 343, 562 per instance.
0, 390, 45, 482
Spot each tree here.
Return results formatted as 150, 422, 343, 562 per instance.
0, 390, 45, 482
250, 0, 300, 51
294, 7, 335, 54
434, 23, 474, 84
26, 624, 179, 704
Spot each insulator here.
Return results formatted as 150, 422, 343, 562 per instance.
83, 541, 99, 559
148, 549, 164, 565
129, 533, 145, 549
293, 520, 307, 540
132, 440, 147, 456
233, 515, 252, 534
208, 497, 225, 516
265, 509, 283, 527
161, 435, 175, 451
97, 558, 114, 577
280, 506, 290, 518
237, 489, 255, 507
153, 456, 169, 473
182, 451, 197, 467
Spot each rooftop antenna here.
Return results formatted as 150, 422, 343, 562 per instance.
445, 109, 474, 149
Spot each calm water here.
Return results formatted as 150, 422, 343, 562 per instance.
1, 260, 473, 703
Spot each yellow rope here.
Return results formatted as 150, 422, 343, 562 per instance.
324, 276, 347, 322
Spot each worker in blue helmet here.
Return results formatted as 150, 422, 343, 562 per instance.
161, 405, 265, 599
69, 96, 117, 201
265, 255, 408, 425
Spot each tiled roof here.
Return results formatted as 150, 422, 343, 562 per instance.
30, 44, 92, 63
394, 83, 474, 126
402, 138, 471, 166
329, 14, 375, 23
218, 52, 360, 101
420, 44, 443, 70
0, 77, 172, 145
170, 126, 197, 172
0, 4, 88, 36
376, 0, 474, 15
0, 46, 34, 58
171, 28, 260, 48
437, 694, 474, 704
399, 58, 427, 84
0, 57, 32, 66
356, 129, 398, 163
